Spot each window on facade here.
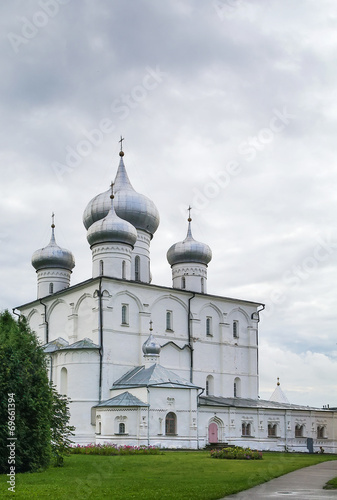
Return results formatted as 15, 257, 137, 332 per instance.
98, 421, 101, 435
242, 423, 251, 436
206, 317, 212, 336
60, 367, 67, 395
181, 276, 186, 289
206, 375, 214, 396
268, 424, 277, 437
122, 260, 126, 279
234, 377, 241, 397
165, 412, 176, 435
49, 282, 54, 294
295, 424, 304, 437
233, 320, 239, 338
317, 426, 325, 439
99, 260, 104, 276
121, 304, 129, 325
166, 311, 173, 331
201, 277, 204, 293
135, 256, 140, 281
119, 422, 126, 434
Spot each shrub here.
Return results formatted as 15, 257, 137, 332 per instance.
210, 445, 263, 460
70, 443, 162, 456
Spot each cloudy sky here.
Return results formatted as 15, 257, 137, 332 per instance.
1, 0, 336, 407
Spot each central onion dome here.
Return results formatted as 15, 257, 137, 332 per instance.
32, 215, 75, 271
83, 151, 160, 238
167, 215, 212, 267
87, 185, 137, 248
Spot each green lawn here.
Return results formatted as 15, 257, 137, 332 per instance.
0, 452, 336, 499
324, 476, 337, 489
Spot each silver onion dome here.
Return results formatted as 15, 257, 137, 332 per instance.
167, 218, 212, 267
83, 152, 160, 237
142, 333, 161, 356
87, 191, 137, 248
32, 217, 75, 271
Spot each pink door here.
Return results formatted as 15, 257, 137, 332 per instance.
208, 422, 218, 444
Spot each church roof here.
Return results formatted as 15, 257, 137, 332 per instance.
199, 395, 323, 411
269, 379, 290, 404
112, 364, 201, 389
95, 391, 149, 407
43, 337, 69, 353
59, 338, 100, 350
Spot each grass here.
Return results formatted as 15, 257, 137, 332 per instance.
324, 476, 337, 490
0, 451, 336, 499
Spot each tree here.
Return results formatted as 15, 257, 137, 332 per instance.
0, 310, 74, 473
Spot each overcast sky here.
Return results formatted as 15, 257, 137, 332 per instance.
1, 0, 336, 407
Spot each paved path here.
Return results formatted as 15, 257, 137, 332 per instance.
222, 460, 337, 499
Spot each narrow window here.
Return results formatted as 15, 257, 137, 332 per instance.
268, 424, 277, 437
60, 367, 67, 395
206, 317, 212, 336
242, 423, 251, 436
122, 260, 126, 279
165, 412, 176, 435
121, 304, 129, 325
166, 311, 173, 331
181, 276, 186, 289
119, 422, 125, 434
234, 382, 237, 397
99, 260, 104, 276
317, 426, 325, 439
135, 256, 140, 281
201, 277, 204, 293
206, 379, 209, 396
98, 421, 101, 435
234, 377, 241, 397
206, 375, 214, 396
295, 424, 303, 437
233, 320, 239, 338
49, 283, 54, 294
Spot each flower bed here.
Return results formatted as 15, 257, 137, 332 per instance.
210, 446, 263, 460
70, 443, 162, 455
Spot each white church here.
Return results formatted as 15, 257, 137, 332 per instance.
16, 144, 337, 453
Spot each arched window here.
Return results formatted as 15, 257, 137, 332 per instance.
295, 424, 304, 437
122, 260, 126, 279
206, 317, 212, 336
234, 377, 241, 397
166, 311, 173, 331
201, 277, 204, 293
49, 282, 54, 294
242, 423, 251, 436
165, 412, 176, 435
206, 375, 214, 396
119, 422, 125, 434
317, 426, 325, 439
233, 320, 239, 338
135, 256, 140, 281
60, 367, 67, 395
122, 304, 129, 325
99, 260, 104, 276
268, 424, 277, 437
181, 276, 186, 289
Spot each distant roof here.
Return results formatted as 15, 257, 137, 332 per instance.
95, 391, 149, 408
112, 364, 201, 389
43, 337, 99, 352
199, 395, 324, 411
269, 381, 290, 404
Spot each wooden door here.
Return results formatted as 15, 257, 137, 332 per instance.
208, 422, 218, 443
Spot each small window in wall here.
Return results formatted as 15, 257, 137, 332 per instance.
135, 255, 140, 281
99, 260, 104, 276
49, 283, 54, 294
60, 367, 67, 395
119, 422, 125, 434
234, 377, 241, 397
122, 260, 126, 279
268, 424, 277, 437
295, 424, 304, 437
317, 426, 325, 439
206, 375, 214, 396
97, 421, 101, 435
121, 304, 129, 325
165, 412, 176, 435
201, 277, 204, 293
206, 317, 212, 337
181, 276, 186, 289
233, 320, 239, 338
242, 423, 251, 436
166, 311, 173, 331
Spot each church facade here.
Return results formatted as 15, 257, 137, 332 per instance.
16, 147, 337, 453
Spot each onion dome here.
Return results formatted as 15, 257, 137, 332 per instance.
142, 322, 161, 356
83, 147, 160, 237
32, 214, 75, 271
87, 184, 137, 247
167, 210, 212, 267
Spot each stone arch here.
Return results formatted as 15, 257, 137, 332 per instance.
227, 306, 251, 323
198, 302, 223, 321
208, 416, 224, 444
74, 293, 93, 314
150, 294, 188, 313
111, 290, 143, 312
